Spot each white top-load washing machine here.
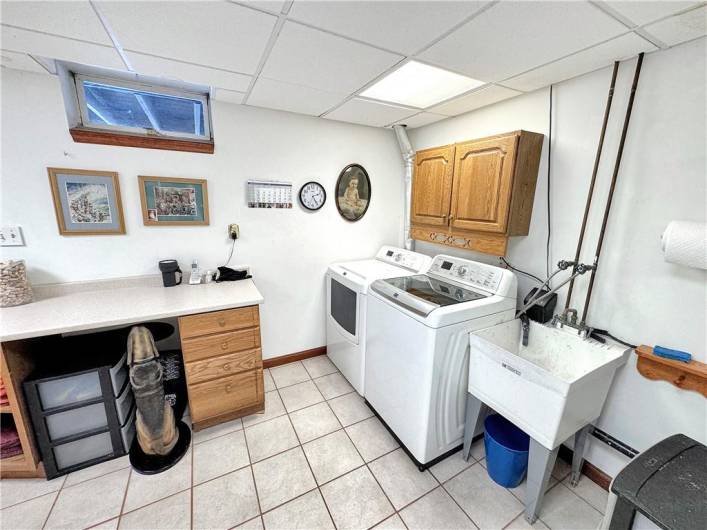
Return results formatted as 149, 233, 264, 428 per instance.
364, 254, 517, 469
326, 246, 431, 395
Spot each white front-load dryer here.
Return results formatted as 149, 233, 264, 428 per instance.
326, 246, 431, 395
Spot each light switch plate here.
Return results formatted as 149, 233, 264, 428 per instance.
0, 226, 25, 246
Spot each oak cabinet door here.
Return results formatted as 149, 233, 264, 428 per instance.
411, 145, 455, 227
450, 135, 518, 234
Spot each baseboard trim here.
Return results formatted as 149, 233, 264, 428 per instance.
263, 346, 326, 368
558, 445, 612, 491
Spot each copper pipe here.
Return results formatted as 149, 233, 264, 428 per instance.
564, 61, 620, 311
581, 53, 644, 323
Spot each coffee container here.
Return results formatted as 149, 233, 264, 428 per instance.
158, 260, 182, 287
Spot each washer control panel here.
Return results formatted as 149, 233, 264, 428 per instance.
376, 246, 431, 272
428, 255, 503, 292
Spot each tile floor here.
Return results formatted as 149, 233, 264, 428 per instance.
0, 356, 609, 529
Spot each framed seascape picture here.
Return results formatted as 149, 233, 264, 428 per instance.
47, 168, 126, 235
138, 176, 209, 226
335, 163, 371, 222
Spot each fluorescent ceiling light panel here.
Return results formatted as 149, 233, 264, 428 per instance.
360, 61, 485, 108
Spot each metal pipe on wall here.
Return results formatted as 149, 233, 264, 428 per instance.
393, 124, 415, 251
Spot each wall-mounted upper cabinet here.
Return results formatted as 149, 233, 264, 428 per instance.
411, 130, 544, 256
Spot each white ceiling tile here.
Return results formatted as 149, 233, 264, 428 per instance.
429, 85, 521, 116
213, 88, 246, 105
505, 33, 656, 92
0, 1, 111, 45
97, 1, 277, 73
0, 26, 125, 70
389, 112, 448, 129
643, 6, 706, 46
248, 77, 346, 116
417, 1, 627, 82
288, 1, 489, 55
602, 1, 700, 26
0, 49, 48, 74
127, 52, 251, 92
324, 98, 416, 127
261, 21, 403, 93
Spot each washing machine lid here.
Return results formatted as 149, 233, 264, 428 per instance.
371, 274, 488, 317
340, 260, 412, 281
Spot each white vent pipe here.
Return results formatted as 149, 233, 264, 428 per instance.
393, 124, 415, 251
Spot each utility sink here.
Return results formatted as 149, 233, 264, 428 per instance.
468, 319, 630, 450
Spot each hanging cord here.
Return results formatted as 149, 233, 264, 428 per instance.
546, 84, 553, 283
223, 238, 236, 267
499, 257, 544, 285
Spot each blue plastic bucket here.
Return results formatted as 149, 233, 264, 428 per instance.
484, 414, 530, 488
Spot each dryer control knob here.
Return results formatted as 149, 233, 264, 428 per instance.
394, 253, 402, 262
457, 266, 468, 277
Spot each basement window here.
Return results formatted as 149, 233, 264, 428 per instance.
64, 69, 214, 154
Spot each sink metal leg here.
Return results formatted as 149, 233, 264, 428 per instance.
571, 424, 593, 486
525, 438, 559, 524
462, 393, 487, 462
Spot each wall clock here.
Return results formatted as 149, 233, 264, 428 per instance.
299, 181, 326, 211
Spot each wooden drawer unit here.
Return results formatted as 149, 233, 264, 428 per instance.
182, 328, 261, 363
188, 369, 263, 424
179, 306, 264, 431
179, 306, 259, 339
186, 348, 262, 385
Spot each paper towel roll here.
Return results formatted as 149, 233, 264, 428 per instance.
661, 221, 707, 270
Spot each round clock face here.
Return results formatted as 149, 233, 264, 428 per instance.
299, 181, 326, 211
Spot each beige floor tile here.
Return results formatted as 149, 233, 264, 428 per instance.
539, 483, 603, 530
368, 448, 437, 510
237, 516, 264, 529
372, 514, 407, 529
89, 517, 119, 529
193, 417, 243, 444
320, 466, 394, 530
119, 490, 190, 530
562, 475, 609, 513
313, 373, 354, 400
242, 390, 286, 428
45, 468, 130, 530
445, 464, 524, 530
506, 513, 550, 529
551, 458, 571, 481
193, 467, 260, 530
252, 447, 317, 512
194, 429, 250, 484
270, 361, 310, 388
400, 487, 476, 529
0, 491, 57, 530
64, 455, 130, 487
123, 448, 191, 512
430, 450, 475, 483
279, 380, 325, 412
302, 430, 363, 485
263, 369, 276, 392
245, 415, 299, 462
345, 416, 398, 462
470, 438, 486, 461
328, 392, 373, 426
262, 489, 334, 530
302, 355, 338, 379
289, 402, 341, 443
0, 476, 65, 509
509, 474, 558, 504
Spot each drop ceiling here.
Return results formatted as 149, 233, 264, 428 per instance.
1, 1, 704, 129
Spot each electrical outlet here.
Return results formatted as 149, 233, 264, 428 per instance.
0, 226, 25, 246
228, 223, 240, 240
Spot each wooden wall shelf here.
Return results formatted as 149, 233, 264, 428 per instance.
635, 345, 707, 397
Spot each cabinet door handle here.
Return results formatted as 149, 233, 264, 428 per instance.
218, 318, 226, 327
223, 363, 231, 372
225, 384, 233, 393
221, 341, 229, 350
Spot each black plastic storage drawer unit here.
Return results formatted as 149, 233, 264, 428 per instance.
23, 332, 136, 479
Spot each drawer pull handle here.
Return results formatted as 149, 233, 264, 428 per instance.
223, 364, 231, 371
221, 342, 229, 350
218, 318, 226, 327
225, 384, 233, 393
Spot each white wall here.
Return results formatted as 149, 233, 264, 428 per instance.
410, 37, 707, 476
0, 68, 405, 359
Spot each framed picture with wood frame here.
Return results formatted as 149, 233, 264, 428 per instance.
47, 167, 126, 236
138, 176, 209, 226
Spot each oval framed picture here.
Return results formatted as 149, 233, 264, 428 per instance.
335, 164, 371, 222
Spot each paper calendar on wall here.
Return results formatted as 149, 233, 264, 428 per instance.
247, 180, 293, 209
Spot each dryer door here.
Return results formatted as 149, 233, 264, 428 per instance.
328, 274, 359, 344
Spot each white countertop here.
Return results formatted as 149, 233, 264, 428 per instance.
0, 276, 264, 342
